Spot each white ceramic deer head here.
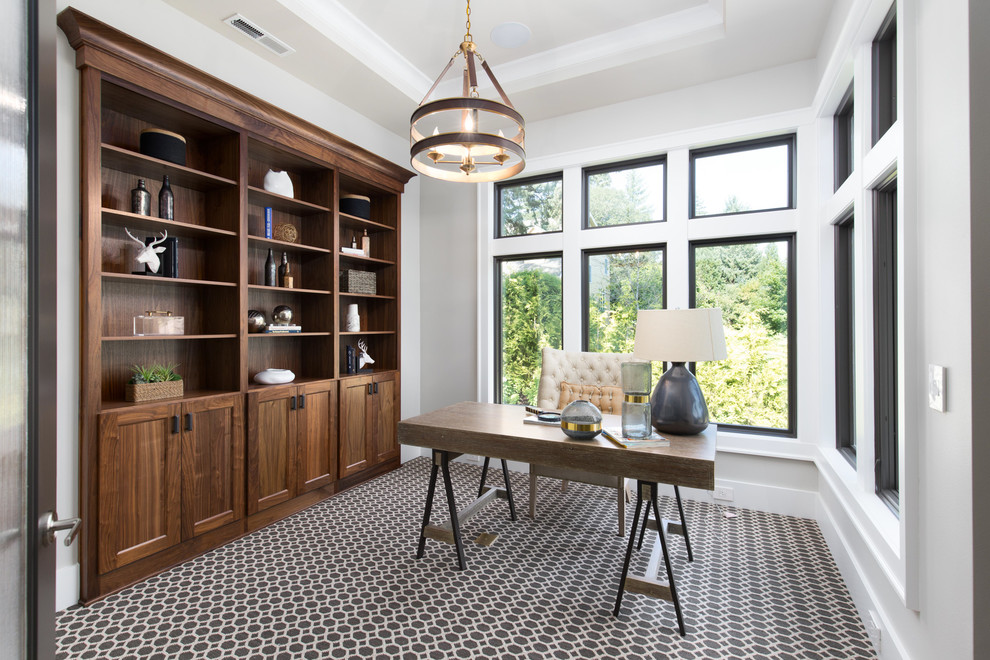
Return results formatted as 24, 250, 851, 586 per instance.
125, 228, 168, 274
357, 339, 375, 369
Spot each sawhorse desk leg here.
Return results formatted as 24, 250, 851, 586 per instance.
614, 480, 687, 636
416, 450, 516, 570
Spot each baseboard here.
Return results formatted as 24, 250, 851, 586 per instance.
816, 492, 908, 660
56, 563, 80, 612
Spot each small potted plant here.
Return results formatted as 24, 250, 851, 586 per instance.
125, 363, 183, 402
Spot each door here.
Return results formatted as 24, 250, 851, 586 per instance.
339, 377, 372, 478
97, 406, 182, 573
247, 387, 298, 513
181, 395, 244, 538
297, 380, 338, 493
4, 1, 60, 656
371, 373, 399, 464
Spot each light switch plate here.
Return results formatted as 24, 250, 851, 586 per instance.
928, 364, 946, 412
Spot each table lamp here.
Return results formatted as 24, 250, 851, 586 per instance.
633, 308, 727, 435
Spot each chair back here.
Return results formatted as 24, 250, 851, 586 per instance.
536, 347, 637, 412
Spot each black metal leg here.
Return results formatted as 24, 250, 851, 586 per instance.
440, 452, 467, 571
478, 456, 491, 498
613, 481, 645, 616
650, 485, 685, 636
636, 499, 650, 550
500, 459, 517, 521
673, 485, 693, 562
417, 458, 440, 559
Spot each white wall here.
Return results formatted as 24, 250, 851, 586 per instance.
53, 0, 420, 609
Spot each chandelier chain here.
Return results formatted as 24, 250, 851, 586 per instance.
464, 0, 472, 42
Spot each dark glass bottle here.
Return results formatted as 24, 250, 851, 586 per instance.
278, 252, 289, 287
131, 179, 151, 216
264, 248, 277, 287
158, 175, 174, 220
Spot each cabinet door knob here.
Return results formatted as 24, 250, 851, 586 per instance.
291, 395, 297, 411
367, 384, 372, 395
374, 382, 378, 394
185, 413, 192, 431
299, 393, 306, 409
172, 415, 180, 434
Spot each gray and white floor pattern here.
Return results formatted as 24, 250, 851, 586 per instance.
57, 457, 877, 659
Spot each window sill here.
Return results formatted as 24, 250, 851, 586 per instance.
714, 429, 816, 461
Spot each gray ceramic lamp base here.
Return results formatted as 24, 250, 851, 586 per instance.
650, 362, 710, 435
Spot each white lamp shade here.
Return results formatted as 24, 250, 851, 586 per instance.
633, 308, 728, 362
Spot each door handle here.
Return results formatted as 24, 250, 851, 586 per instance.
185, 413, 192, 431
172, 415, 180, 434
299, 394, 306, 409
39, 510, 81, 547
291, 395, 297, 411
373, 382, 378, 394
367, 384, 372, 395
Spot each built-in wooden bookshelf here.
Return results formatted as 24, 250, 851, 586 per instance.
59, 7, 413, 602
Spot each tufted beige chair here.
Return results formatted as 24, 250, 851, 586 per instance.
530, 347, 638, 536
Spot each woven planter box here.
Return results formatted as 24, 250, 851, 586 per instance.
125, 380, 183, 403
341, 269, 376, 295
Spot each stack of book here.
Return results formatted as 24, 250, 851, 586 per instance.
264, 324, 301, 334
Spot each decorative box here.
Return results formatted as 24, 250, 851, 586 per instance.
133, 311, 184, 336
125, 380, 183, 403
340, 194, 371, 219
139, 128, 186, 165
340, 270, 376, 295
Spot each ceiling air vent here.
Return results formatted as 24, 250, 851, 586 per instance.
223, 14, 295, 57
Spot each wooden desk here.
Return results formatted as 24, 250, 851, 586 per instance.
398, 401, 717, 635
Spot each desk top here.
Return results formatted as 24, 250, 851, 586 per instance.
398, 401, 716, 490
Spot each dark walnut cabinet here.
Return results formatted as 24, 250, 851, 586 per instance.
60, 8, 413, 602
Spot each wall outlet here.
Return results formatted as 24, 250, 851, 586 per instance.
713, 486, 734, 501
866, 610, 883, 652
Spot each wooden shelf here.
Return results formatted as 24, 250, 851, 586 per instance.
102, 208, 237, 238
248, 332, 332, 338
102, 272, 237, 287
339, 331, 396, 336
247, 375, 333, 392
339, 212, 394, 233
338, 252, 396, 267
247, 235, 330, 254
102, 144, 237, 190
337, 369, 398, 380
100, 388, 240, 411
247, 186, 331, 215
339, 292, 396, 300
103, 334, 238, 342
248, 284, 331, 295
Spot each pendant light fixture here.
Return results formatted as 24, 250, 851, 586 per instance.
410, 0, 525, 182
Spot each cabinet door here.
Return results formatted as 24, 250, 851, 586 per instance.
98, 404, 180, 573
339, 376, 372, 478
247, 387, 298, 514
371, 372, 399, 465
297, 380, 338, 493
180, 394, 244, 539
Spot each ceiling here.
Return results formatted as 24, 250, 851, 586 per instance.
163, 0, 835, 138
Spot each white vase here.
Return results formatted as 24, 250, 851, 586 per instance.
253, 368, 295, 385
263, 169, 294, 198
346, 304, 360, 332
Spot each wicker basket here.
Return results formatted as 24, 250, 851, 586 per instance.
341, 269, 377, 295
125, 380, 184, 403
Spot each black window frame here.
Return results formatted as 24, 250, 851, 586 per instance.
834, 84, 855, 191
581, 155, 667, 230
871, 4, 897, 146
581, 244, 667, 352
834, 212, 856, 465
689, 134, 797, 219
873, 175, 898, 514
688, 233, 797, 437
493, 251, 564, 404
494, 172, 564, 239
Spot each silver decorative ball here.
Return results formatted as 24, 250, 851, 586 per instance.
560, 400, 603, 440
247, 309, 267, 333
272, 305, 293, 325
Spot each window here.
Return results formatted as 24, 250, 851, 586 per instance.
872, 5, 896, 145
495, 254, 563, 404
690, 235, 795, 435
834, 84, 854, 190
873, 176, 898, 513
583, 246, 665, 353
689, 135, 796, 218
834, 214, 856, 464
583, 157, 665, 228
495, 173, 563, 238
